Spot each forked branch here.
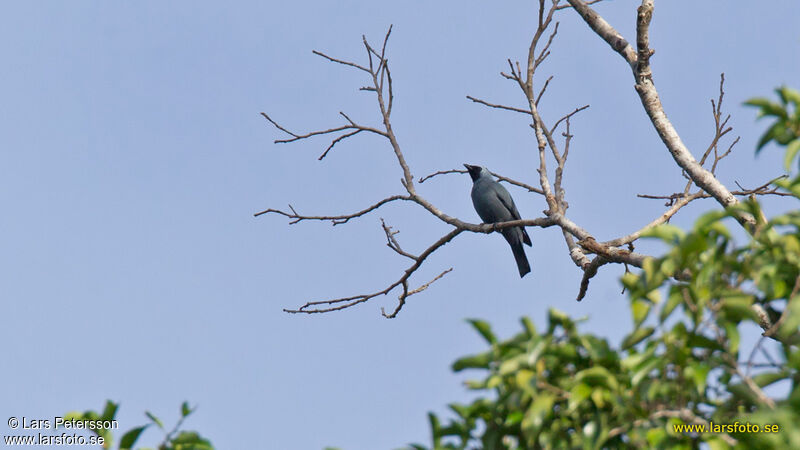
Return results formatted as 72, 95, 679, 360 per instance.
260, 26, 556, 316
260, 0, 775, 316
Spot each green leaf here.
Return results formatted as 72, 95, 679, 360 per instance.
776, 294, 800, 342
623, 343, 656, 370
723, 321, 740, 356
575, 366, 619, 391
752, 371, 789, 388
686, 333, 724, 352
547, 308, 574, 331
660, 288, 683, 322
427, 412, 441, 445
119, 425, 148, 450
777, 86, 800, 106
170, 430, 213, 449
590, 389, 608, 408
693, 210, 727, 231
62, 411, 87, 423
756, 121, 787, 152
452, 352, 492, 371
505, 410, 524, 426
621, 272, 641, 292
719, 294, 755, 322
621, 326, 655, 350
100, 401, 118, 422
631, 299, 651, 328
642, 224, 685, 243
568, 383, 592, 413
498, 353, 527, 375
181, 401, 193, 418
520, 316, 537, 337
785, 139, 800, 171
728, 382, 760, 404
744, 97, 788, 119
684, 363, 710, 395
521, 393, 555, 433
145, 411, 164, 430
466, 319, 496, 344
646, 427, 667, 447
706, 436, 733, 450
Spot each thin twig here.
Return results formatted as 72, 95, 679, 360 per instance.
312, 50, 370, 72
466, 95, 532, 115
284, 229, 462, 315
418, 168, 544, 195
380, 218, 417, 260
382, 267, 454, 318
254, 195, 412, 224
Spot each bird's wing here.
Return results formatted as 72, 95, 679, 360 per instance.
493, 183, 532, 246
492, 184, 522, 221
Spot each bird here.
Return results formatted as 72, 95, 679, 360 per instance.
464, 164, 532, 277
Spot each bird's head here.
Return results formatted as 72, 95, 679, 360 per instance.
463, 164, 489, 182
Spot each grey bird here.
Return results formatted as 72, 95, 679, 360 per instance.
464, 164, 532, 277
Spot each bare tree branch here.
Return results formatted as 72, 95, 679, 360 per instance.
283, 228, 462, 315
565, 0, 756, 228
417, 169, 465, 184
603, 192, 703, 247
254, 195, 412, 224
466, 95, 532, 115
565, 0, 637, 67
550, 105, 590, 136
260, 112, 387, 161
577, 237, 649, 268
535, 75, 553, 106
382, 267, 453, 318
380, 218, 417, 260
554, 0, 606, 11
637, 175, 792, 203
312, 49, 370, 72
261, 26, 561, 315
418, 168, 544, 195
576, 256, 608, 301
534, 22, 560, 71
262, 0, 776, 314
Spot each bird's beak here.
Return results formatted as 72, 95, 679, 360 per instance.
463, 164, 474, 171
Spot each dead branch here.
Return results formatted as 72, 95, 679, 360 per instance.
261, 0, 774, 315
576, 256, 607, 301
418, 169, 544, 195
283, 228, 462, 315
380, 218, 417, 260
550, 105, 590, 136
465, 95, 532, 115
638, 175, 792, 203
260, 26, 561, 316
554, 0, 606, 11
382, 268, 454, 318
566, 0, 756, 229
253, 195, 412, 224
535, 75, 553, 106
261, 112, 387, 161
603, 192, 703, 247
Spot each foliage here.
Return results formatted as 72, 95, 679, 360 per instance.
745, 86, 800, 170
64, 400, 214, 450
408, 89, 800, 449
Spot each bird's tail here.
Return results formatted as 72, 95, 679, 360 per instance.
504, 230, 531, 278
512, 241, 531, 278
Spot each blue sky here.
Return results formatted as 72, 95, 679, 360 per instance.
1, 1, 798, 449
